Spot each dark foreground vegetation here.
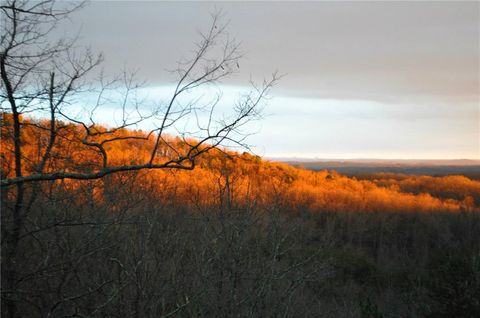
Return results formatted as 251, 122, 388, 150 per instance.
2, 117, 480, 317
2, 177, 480, 317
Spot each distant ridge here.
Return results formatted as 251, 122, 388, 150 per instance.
266, 158, 480, 178
267, 158, 480, 166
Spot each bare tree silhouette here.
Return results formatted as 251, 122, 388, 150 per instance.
1, 1, 277, 316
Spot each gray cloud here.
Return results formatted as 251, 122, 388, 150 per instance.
52, 1, 479, 159
62, 1, 478, 101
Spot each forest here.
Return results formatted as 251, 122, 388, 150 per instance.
1, 1, 479, 317
1, 113, 480, 317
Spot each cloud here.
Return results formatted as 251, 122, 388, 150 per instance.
50, 1, 479, 159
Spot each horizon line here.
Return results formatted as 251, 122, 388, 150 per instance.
265, 156, 480, 163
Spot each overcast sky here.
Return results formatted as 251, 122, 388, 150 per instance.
60, 1, 479, 159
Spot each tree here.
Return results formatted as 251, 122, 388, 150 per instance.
0, 1, 277, 316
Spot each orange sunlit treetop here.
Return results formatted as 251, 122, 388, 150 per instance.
1, 113, 478, 214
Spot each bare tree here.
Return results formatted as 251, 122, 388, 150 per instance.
0, 1, 277, 187
1, 1, 277, 316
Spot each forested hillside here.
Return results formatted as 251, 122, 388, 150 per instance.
2, 113, 480, 317
2, 0, 479, 316
2, 114, 478, 215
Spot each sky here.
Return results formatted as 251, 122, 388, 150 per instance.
57, 1, 479, 159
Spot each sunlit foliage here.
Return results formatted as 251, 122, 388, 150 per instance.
2, 113, 478, 215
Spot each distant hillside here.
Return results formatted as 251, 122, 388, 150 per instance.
276, 159, 480, 178
271, 158, 480, 166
